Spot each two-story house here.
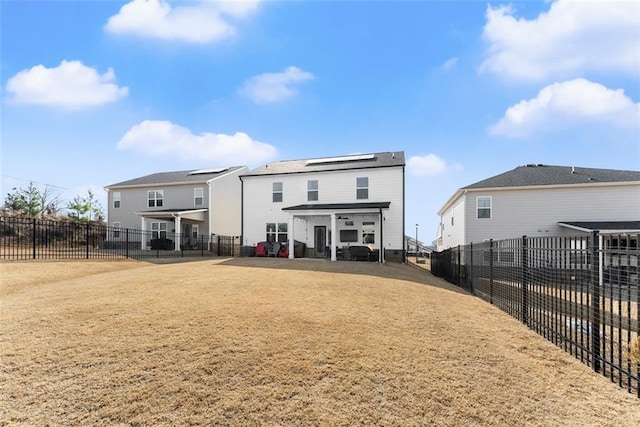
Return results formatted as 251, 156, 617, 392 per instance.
240, 152, 405, 262
436, 164, 640, 251
104, 166, 247, 250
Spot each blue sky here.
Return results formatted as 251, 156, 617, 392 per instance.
2, 0, 639, 244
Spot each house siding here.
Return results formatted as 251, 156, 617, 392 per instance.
463, 183, 640, 245
440, 197, 466, 250
209, 167, 247, 236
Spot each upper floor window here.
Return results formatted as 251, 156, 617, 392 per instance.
308, 180, 318, 201
356, 177, 368, 200
273, 182, 283, 203
113, 192, 121, 208
148, 190, 164, 208
194, 188, 203, 206
477, 196, 491, 219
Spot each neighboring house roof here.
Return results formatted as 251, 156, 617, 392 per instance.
105, 166, 246, 188
240, 151, 405, 177
558, 221, 640, 233
463, 164, 640, 189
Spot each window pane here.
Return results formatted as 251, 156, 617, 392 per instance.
308, 180, 318, 190
277, 234, 288, 243
478, 208, 491, 219
273, 182, 282, 191
357, 177, 368, 187
278, 223, 288, 232
266, 223, 276, 232
273, 192, 283, 202
357, 188, 368, 199
308, 191, 318, 201
478, 197, 490, 208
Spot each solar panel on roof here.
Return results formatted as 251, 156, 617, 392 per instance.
188, 168, 227, 175
305, 154, 375, 165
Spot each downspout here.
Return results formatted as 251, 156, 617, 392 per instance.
239, 176, 244, 252
402, 164, 405, 263
379, 207, 384, 263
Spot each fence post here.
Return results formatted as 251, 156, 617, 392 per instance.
126, 229, 129, 259
469, 242, 474, 294
85, 223, 90, 259
489, 239, 494, 304
32, 218, 37, 259
457, 245, 461, 286
521, 235, 528, 325
590, 230, 601, 373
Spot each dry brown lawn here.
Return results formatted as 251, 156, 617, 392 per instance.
1, 258, 639, 426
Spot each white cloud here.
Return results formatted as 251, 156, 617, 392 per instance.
116, 120, 277, 165
239, 66, 315, 104
4, 60, 128, 109
490, 78, 640, 138
104, 0, 262, 43
481, 0, 640, 81
441, 57, 458, 71
407, 154, 448, 177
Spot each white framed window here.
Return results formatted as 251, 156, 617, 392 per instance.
194, 188, 203, 206
273, 182, 283, 203
307, 180, 318, 201
113, 222, 121, 239
266, 222, 288, 243
191, 224, 199, 238
151, 222, 167, 239
113, 192, 121, 208
356, 177, 368, 200
362, 221, 375, 245
148, 190, 164, 208
477, 196, 491, 219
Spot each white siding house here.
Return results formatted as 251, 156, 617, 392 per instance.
436, 164, 640, 251
240, 152, 405, 262
105, 166, 247, 250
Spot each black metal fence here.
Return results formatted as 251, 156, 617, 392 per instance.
432, 232, 639, 397
0, 216, 239, 260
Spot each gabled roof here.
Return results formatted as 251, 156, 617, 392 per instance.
240, 151, 405, 177
106, 166, 246, 189
463, 164, 640, 189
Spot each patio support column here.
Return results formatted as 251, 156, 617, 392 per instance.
288, 215, 295, 259
141, 217, 146, 250
330, 212, 337, 261
174, 215, 181, 251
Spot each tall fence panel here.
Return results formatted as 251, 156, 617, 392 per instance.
432, 232, 639, 397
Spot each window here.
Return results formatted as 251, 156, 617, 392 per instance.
477, 196, 491, 219
151, 222, 167, 239
451, 217, 454, 226
340, 229, 358, 242
113, 222, 121, 239
194, 188, 203, 206
272, 182, 283, 203
357, 177, 368, 200
191, 225, 199, 238
266, 222, 288, 243
307, 180, 318, 201
148, 190, 164, 208
113, 192, 121, 208
362, 221, 375, 245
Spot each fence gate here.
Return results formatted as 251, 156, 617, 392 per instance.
212, 235, 236, 257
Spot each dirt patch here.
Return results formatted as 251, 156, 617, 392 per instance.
1, 258, 638, 426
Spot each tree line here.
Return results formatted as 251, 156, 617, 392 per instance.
2, 182, 105, 222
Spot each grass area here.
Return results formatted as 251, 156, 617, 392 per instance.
1, 258, 639, 426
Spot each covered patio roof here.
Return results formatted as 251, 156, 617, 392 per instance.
558, 221, 640, 233
136, 208, 208, 222
282, 202, 390, 211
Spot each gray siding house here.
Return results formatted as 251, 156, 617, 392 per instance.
105, 166, 247, 250
436, 164, 640, 251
